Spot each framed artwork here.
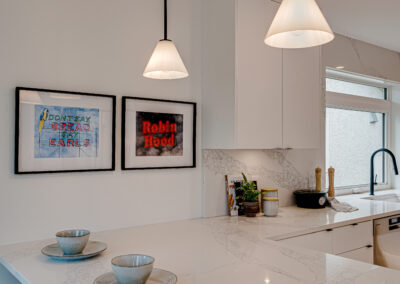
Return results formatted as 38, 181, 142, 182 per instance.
122, 96, 196, 170
15, 87, 116, 174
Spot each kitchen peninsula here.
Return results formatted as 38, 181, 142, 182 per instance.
3, 193, 400, 284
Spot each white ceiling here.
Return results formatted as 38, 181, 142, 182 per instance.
317, 0, 400, 52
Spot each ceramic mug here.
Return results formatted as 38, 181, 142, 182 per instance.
56, 229, 90, 255
112, 254, 155, 284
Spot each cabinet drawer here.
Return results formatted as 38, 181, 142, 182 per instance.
332, 221, 373, 254
337, 246, 374, 264
279, 230, 332, 253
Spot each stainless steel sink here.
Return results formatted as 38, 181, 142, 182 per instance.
362, 193, 400, 202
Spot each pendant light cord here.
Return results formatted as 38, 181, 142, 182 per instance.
164, 0, 168, 40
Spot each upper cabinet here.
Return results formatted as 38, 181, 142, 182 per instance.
235, 0, 283, 149
202, 0, 322, 149
283, 48, 321, 149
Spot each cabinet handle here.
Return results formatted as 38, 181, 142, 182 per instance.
326, 228, 333, 232
366, 245, 373, 248
352, 223, 358, 226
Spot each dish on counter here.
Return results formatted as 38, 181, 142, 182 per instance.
41, 241, 107, 260
56, 229, 90, 255
93, 268, 177, 284
111, 254, 155, 284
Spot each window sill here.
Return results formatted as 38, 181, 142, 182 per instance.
334, 186, 393, 196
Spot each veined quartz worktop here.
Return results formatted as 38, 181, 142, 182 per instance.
2, 190, 400, 284
254, 189, 400, 240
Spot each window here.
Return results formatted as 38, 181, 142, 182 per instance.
325, 69, 391, 190
326, 108, 385, 187
326, 78, 386, 100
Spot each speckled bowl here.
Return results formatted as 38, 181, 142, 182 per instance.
112, 254, 155, 284
56, 229, 90, 255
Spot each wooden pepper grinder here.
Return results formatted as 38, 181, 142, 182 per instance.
328, 167, 335, 197
315, 168, 322, 191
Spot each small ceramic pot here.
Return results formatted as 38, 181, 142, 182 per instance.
56, 229, 90, 255
243, 202, 259, 217
112, 254, 155, 284
261, 189, 278, 198
261, 189, 278, 212
263, 197, 279, 217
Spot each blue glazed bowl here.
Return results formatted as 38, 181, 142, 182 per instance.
56, 229, 90, 255
112, 254, 155, 284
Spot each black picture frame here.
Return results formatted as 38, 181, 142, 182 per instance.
121, 96, 196, 170
15, 87, 116, 174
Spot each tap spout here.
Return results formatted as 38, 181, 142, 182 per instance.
370, 148, 399, 195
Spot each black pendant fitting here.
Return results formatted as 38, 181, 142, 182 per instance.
164, 0, 168, 40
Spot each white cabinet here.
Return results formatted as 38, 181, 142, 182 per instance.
279, 230, 332, 253
202, 0, 236, 149
278, 221, 373, 263
332, 221, 373, 254
202, 0, 322, 149
235, 0, 283, 149
338, 246, 374, 264
282, 48, 321, 149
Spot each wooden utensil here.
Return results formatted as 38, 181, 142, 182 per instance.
328, 167, 335, 197
315, 168, 322, 191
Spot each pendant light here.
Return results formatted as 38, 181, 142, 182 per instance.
143, 0, 189, 79
264, 0, 334, 49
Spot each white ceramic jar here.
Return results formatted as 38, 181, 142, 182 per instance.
261, 189, 278, 198
261, 189, 278, 213
263, 197, 279, 217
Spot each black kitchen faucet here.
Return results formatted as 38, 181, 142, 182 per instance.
370, 148, 399, 195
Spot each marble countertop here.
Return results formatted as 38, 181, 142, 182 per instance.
2, 190, 400, 284
251, 189, 400, 240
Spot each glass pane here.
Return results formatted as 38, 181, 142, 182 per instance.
326, 108, 385, 188
326, 78, 386, 100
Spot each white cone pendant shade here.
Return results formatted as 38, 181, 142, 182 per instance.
265, 0, 334, 49
143, 40, 189, 80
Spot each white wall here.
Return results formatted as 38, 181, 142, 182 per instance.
0, 0, 202, 245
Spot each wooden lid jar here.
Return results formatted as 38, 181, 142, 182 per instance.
261, 188, 278, 198
263, 197, 279, 217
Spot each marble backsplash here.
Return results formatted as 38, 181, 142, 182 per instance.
202, 149, 321, 217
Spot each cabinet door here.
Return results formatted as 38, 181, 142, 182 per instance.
236, 0, 283, 149
332, 221, 373, 254
202, 0, 237, 149
338, 246, 374, 264
282, 47, 321, 149
279, 230, 332, 253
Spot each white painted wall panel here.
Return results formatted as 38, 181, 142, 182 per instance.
0, 0, 202, 245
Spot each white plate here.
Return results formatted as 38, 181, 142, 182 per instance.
94, 268, 177, 284
41, 241, 107, 260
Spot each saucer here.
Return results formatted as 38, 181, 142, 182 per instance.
94, 268, 177, 284
41, 241, 107, 260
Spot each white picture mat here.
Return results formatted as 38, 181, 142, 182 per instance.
124, 99, 194, 168
18, 90, 114, 172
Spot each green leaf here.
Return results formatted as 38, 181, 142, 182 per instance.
242, 172, 248, 183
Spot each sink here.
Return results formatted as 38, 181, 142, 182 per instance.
362, 193, 400, 202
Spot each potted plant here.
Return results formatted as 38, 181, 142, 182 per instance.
237, 173, 260, 217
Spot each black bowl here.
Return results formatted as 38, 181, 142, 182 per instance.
293, 190, 327, 209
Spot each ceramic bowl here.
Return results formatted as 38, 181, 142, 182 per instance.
56, 229, 90, 255
112, 254, 155, 284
